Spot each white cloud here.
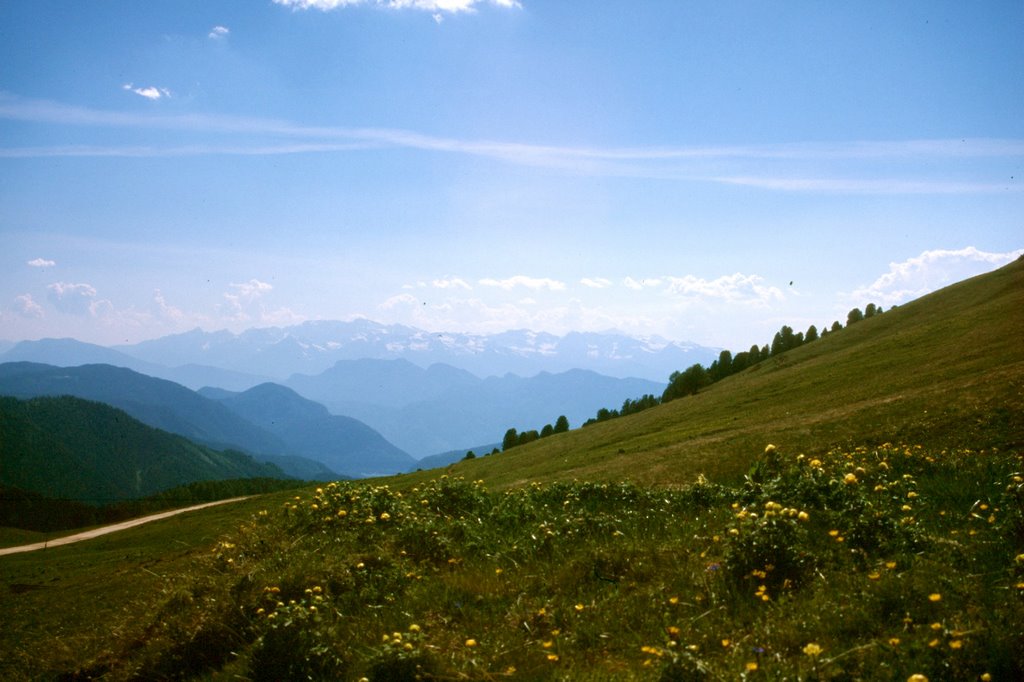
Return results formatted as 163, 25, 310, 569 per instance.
663, 273, 784, 306
46, 281, 107, 316
580, 277, 612, 289
217, 279, 305, 326
848, 247, 1024, 306
208, 25, 230, 39
432, 277, 472, 290
14, 294, 44, 319
272, 0, 521, 12
623, 276, 663, 291
479, 275, 566, 291
27, 257, 55, 267
153, 289, 185, 322
221, 279, 274, 320
229, 279, 273, 301
380, 292, 421, 309
122, 84, 171, 101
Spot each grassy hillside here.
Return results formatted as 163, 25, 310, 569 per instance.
0, 395, 285, 502
434, 257, 1024, 489
1, 261, 1021, 680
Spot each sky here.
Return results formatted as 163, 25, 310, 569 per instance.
1, 0, 1022, 351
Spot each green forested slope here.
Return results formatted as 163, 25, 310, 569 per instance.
0, 395, 285, 502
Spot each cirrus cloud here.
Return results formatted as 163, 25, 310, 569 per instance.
272, 0, 521, 13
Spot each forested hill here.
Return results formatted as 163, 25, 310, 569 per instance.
0, 395, 285, 503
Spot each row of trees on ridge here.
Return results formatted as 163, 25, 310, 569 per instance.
584, 304, 886, 425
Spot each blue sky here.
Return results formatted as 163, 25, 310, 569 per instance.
1, 0, 1021, 350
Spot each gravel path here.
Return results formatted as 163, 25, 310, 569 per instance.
0, 497, 251, 557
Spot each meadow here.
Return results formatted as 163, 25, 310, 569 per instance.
3, 442, 1020, 680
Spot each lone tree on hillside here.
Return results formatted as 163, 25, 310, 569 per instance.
554, 415, 570, 433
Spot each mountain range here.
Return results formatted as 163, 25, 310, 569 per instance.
58, 320, 715, 385
284, 362, 664, 456
0, 325, 674, 458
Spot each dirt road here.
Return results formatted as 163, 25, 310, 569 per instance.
0, 497, 251, 557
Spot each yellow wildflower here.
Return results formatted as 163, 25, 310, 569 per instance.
802, 643, 823, 657
465, 638, 477, 647
928, 593, 942, 602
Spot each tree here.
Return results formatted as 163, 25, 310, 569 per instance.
749, 344, 763, 364
864, 303, 878, 318
847, 307, 864, 325
540, 423, 554, 438
462, 450, 476, 460
771, 325, 798, 355
831, 320, 842, 333
710, 350, 733, 381
554, 415, 570, 433
732, 351, 750, 373
805, 325, 819, 342
663, 363, 711, 402
502, 428, 518, 452
517, 430, 540, 446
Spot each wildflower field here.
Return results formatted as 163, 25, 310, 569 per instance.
41, 442, 1022, 681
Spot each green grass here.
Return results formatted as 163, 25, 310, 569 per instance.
0, 491, 297, 678
1, 259, 1022, 680
4, 445, 1020, 680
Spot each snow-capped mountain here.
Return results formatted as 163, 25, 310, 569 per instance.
112, 319, 718, 383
